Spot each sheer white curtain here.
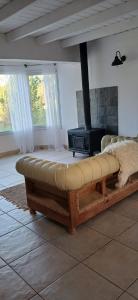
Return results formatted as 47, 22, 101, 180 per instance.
0, 64, 63, 152
8, 70, 34, 153
43, 65, 64, 150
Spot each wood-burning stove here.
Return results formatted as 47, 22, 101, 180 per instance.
68, 42, 106, 157
68, 127, 105, 157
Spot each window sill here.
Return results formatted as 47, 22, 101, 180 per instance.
0, 130, 13, 136
0, 126, 47, 135
33, 126, 47, 130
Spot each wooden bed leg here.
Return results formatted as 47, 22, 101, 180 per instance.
25, 179, 36, 215
29, 208, 36, 215
101, 178, 107, 196
68, 191, 78, 234
96, 179, 107, 196
68, 225, 76, 234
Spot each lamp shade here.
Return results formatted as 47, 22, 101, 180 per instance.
112, 55, 123, 66
112, 51, 126, 66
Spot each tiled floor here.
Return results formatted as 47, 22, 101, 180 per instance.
0, 150, 138, 299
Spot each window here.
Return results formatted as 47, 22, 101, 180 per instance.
0, 75, 12, 132
0, 74, 47, 132
0, 70, 58, 133
29, 75, 47, 127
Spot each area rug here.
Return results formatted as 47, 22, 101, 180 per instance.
0, 183, 28, 210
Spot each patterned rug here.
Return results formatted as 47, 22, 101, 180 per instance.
0, 183, 28, 210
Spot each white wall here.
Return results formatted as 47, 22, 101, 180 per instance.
0, 129, 50, 154
2, 28, 138, 153
88, 28, 138, 136
57, 62, 81, 144
0, 133, 16, 153
0, 35, 79, 63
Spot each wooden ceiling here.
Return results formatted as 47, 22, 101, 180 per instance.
0, 0, 138, 47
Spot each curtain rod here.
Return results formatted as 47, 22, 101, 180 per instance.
0, 63, 56, 67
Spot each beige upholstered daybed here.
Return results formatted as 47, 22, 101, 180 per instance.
16, 135, 138, 233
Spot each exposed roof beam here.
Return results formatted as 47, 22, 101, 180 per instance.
6, 0, 105, 41
0, 0, 36, 23
62, 16, 138, 47
36, 0, 138, 45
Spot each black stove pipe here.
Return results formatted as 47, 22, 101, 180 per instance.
79, 42, 91, 130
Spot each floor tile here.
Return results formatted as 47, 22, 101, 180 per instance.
10, 168, 20, 175
3, 151, 138, 299
40, 264, 122, 300
5, 179, 24, 188
8, 208, 43, 225
0, 265, 36, 300
0, 209, 4, 215
0, 226, 45, 263
127, 279, 138, 299
0, 257, 6, 268
84, 240, 138, 290
10, 244, 77, 293
0, 174, 23, 186
116, 223, 138, 251
30, 296, 43, 300
0, 184, 6, 190
111, 192, 138, 221
0, 170, 11, 178
51, 226, 110, 261
87, 210, 135, 238
0, 198, 16, 212
26, 217, 66, 241
118, 293, 135, 300
0, 214, 22, 236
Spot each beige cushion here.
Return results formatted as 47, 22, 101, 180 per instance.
103, 140, 138, 187
101, 134, 138, 152
101, 135, 116, 151
16, 153, 119, 191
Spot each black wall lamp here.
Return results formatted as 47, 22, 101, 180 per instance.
112, 51, 126, 66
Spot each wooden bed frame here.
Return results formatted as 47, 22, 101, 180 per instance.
25, 173, 138, 234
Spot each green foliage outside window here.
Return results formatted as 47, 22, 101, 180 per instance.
29, 75, 47, 126
0, 76, 11, 132
0, 74, 47, 132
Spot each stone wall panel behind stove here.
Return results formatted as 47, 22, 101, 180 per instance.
76, 86, 118, 135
